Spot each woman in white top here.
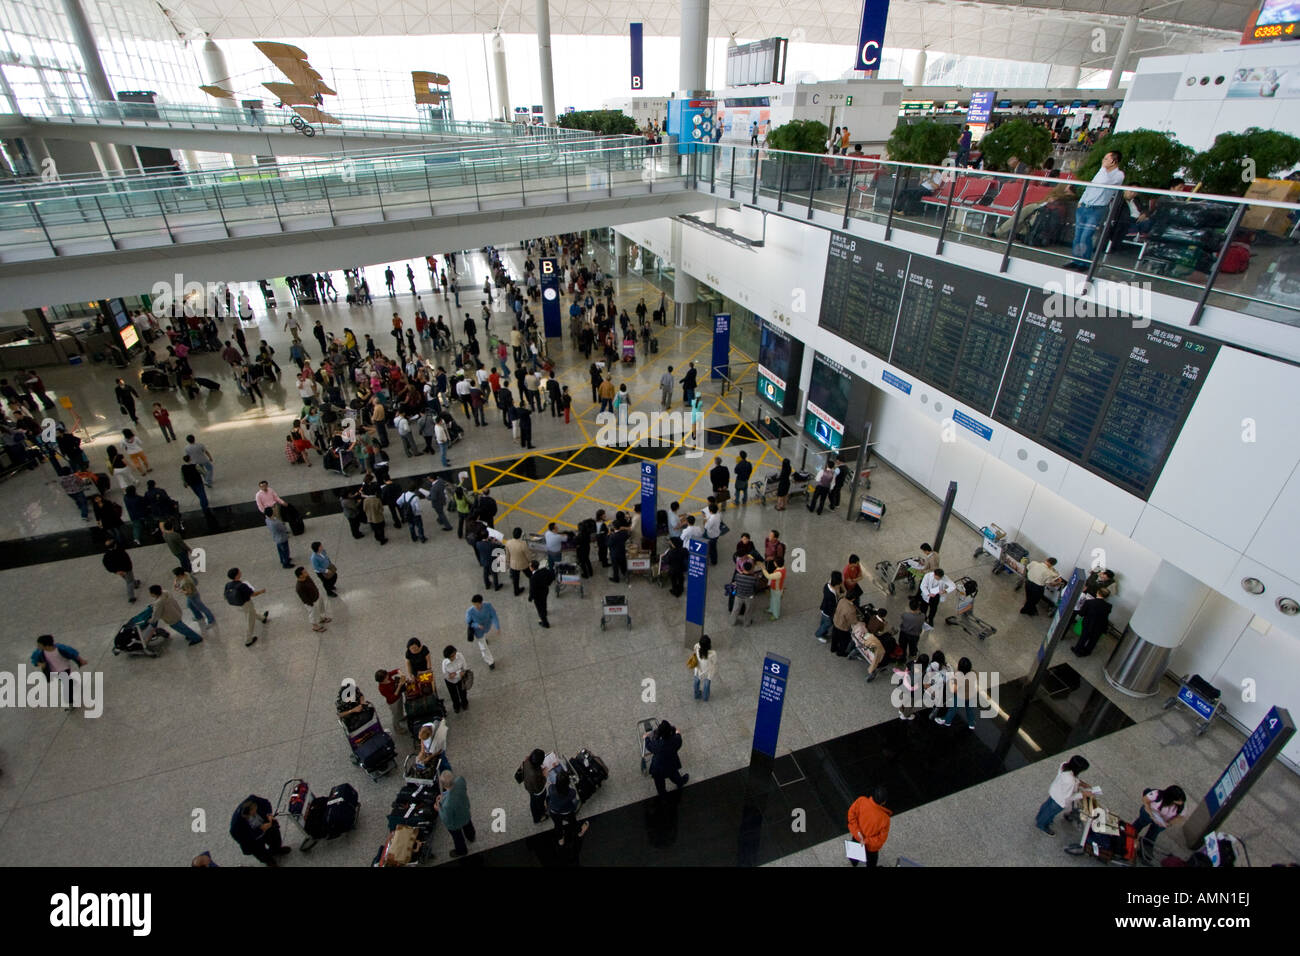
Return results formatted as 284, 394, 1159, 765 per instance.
1035, 755, 1093, 835
416, 720, 450, 774
692, 635, 717, 702
441, 644, 469, 713
121, 429, 150, 475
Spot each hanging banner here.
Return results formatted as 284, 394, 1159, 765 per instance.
711, 312, 731, 381
640, 462, 658, 544
854, 0, 891, 72
539, 257, 561, 338
630, 23, 644, 90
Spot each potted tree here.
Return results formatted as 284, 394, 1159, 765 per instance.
1186, 127, 1300, 197
880, 119, 961, 211
1075, 128, 1192, 188
761, 120, 830, 192
977, 118, 1053, 172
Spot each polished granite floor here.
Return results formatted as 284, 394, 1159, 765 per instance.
1, 243, 1297, 868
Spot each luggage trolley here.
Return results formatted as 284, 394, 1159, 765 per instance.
993, 541, 1028, 578
278, 778, 358, 852
638, 717, 660, 774
600, 594, 631, 630
1064, 803, 1140, 866
943, 577, 997, 640
555, 562, 585, 598
752, 469, 814, 506
971, 525, 1006, 565
873, 555, 921, 597
1162, 674, 1224, 737
278, 778, 321, 850
856, 494, 886, 529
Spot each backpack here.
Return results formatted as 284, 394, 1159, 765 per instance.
397, 494, 415, 523
1025, 204, 1064, 247
224, 580, 250, 606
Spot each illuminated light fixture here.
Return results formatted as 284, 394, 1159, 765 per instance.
1241, 577, 1265, 595
1277, 597, 1299, 616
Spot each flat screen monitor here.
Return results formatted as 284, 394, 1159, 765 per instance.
1027, 99, 1040, 108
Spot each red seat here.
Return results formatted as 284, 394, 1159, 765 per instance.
920, 175, 968, 208
985, 182, 1024, 214
956, 177, 995, 205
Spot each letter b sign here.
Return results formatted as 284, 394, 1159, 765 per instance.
632, 76, 642, 89
542, 260, 553, 275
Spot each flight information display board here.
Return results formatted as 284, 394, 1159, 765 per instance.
805, 353, 852, 452
819, 232, 909, 361
757, 320, 803, 416
887, 258, 1027, 415
994, 293, 1220, 497
817, 231, 1222, 499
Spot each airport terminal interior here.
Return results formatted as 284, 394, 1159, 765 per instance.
1, 0, 1299, 870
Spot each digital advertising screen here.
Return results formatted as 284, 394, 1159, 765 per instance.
1254, 0, 1300, 39
804, 353, 852, 452
757, 320, 803, 415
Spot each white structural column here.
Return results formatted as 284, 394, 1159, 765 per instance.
1050, 64, 1082, 89
670, 219, 698, 327
614, 232, 629, 276
908, 50, 928, 86
1107, 15, 1138, 91
492, 32, 512, 123
199, 38, 254, 167
535, 0, 557, 124
58, 0, 134, 174
1105, 560, 1212, 696
679, 0, 710, 94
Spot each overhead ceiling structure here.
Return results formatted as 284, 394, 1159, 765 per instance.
164, 0, 1249, 69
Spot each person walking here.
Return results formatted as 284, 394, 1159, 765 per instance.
434, 417, 452, 467
504, 527, 532, 595
692, 634, 716, 701
151, 403, 176, 443
310, 541, 339, 597
442, 644, 470, 713
659, 365, 674, 408
264, 507, 293, 568
224, 568, 269, 647
102, 538, 141, 603
474, 533, 503, 591
174, 566, 215, 627
643, 720, 689, 796
847, 787, 892, 867
1035, 755, 1094, 836
294, 566, 331, 632
363, 490, 387, 544
183, 434, 215, 487
934, 657, 980, 729
516, 749, 549, 824
114, 378, 141, 424
160, 520, 192, 573
397, 483, 429, 543
121, 429, 150, 475
527, 559, 555, 628
679, 362, 697, 407
597, 376, 615, 414
464, 594, 498, 669
147, 584, 204, 645
709, 457, 730, 513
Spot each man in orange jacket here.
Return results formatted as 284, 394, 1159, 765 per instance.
847, 786, 892, 867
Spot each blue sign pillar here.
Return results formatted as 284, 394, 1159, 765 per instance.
640, 461, 657, 547
854, 0, 891, 72
752, 653, 790, 758
539, 257, 561, 338
711, 312, 731, 381
1186, 705, 1294, 845
630, 23, 644, 90
684, 537, 707, 648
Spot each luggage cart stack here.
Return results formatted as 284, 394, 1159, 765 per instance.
972, 524, 1006, 565
943, 577, 997, 640
555, 562, 585, 598
993, 541, 1029, 578
873, 555, 920, 597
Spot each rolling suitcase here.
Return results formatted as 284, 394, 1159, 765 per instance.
325, 783, 359, 836
354, 731, 396, 776
650, 336, 659, 354
339, 701, 376, 734
194, 376, 221, 391
570, 748, 609, 801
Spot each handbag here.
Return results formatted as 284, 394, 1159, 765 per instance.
719, 522, 731, 536
462, 669, 475, 692
686, 653, 699, 670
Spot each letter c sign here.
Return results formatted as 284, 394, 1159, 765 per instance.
860, 41, 880, 69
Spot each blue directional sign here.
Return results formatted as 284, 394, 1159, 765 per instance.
685, 537, 708, 627
753, 653, 791, 758
640, 462, 657, 543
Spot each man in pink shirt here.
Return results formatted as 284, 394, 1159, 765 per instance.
255, 480, 286, 514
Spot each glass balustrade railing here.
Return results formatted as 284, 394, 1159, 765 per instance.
700, 143, 1300, 327
0, 133, 643, 205
0, 140, 694, 258
14, 98, 606, 144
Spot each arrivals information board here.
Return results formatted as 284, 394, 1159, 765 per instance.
817, 230, 1221, 499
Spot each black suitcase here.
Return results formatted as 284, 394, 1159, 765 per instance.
650, 337, 659, 354
354, 730, 396, 774
302, 795, 331, 839
194, 377, 220, 391
325, 783, 359, 836
281, 501, 305, 535
403, 692, 446, 722
570, 749, 608, 801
